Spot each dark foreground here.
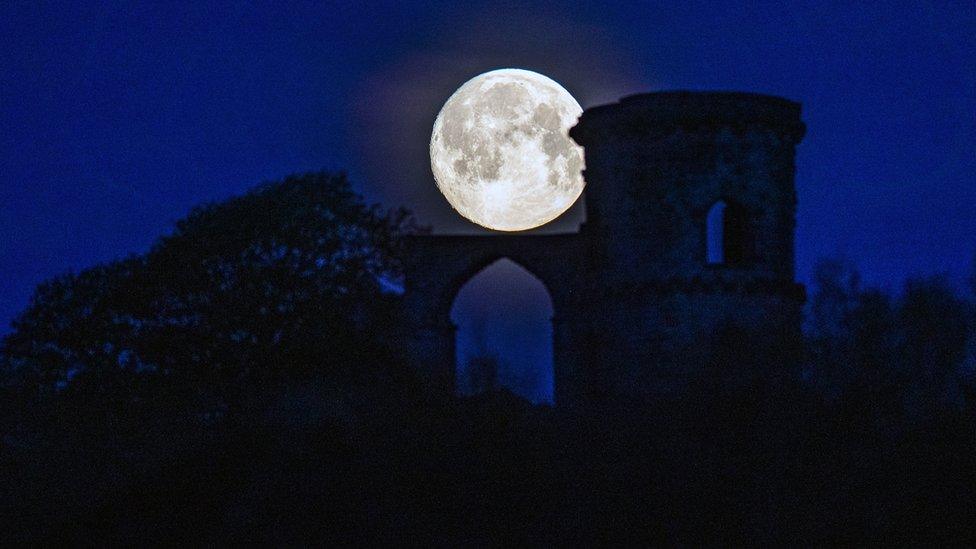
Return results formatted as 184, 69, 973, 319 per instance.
3, 376, 974, 546
3, 174, 973, 544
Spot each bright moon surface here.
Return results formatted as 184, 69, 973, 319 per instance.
430, 69, 585, 231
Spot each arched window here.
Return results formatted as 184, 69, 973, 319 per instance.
706, 200, 753, 265
450, 258, 554, 404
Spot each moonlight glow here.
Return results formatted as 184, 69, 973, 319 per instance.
430, 69, 585, 231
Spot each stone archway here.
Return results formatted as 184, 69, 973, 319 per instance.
398, 233, 587, 404
450, 257, 555, 404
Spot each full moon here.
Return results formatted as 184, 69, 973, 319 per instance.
430, 69, 585, 231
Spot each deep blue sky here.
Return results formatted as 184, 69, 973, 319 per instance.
2, 0, 975, 339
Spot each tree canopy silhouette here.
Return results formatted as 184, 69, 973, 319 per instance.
2, 172, 420, 406
806, 258, 975, 421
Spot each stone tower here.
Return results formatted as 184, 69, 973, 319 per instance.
400, 91, 806, 406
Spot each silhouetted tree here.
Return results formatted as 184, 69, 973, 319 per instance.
808, 258, 862, 340
2, 172, 419, 408
806, 258, 864, 399
898, 276, 970, 417
1, 257, 146, 400
807, 259, 975, 421
842, 289, 901, 420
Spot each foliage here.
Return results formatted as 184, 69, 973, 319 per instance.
1, 172, 419, 407
806, 258, 975, 420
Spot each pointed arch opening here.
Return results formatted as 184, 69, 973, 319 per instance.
706, 200, 754, 266
449, 258, 555, 404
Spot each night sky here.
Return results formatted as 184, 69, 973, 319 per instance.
3, 1, 974, 358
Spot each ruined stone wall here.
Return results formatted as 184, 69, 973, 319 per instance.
398, 234, 586, 399
402, 91, 807, 404
570, 91, 806, 397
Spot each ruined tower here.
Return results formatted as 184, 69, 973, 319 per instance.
401, 91, 806, 406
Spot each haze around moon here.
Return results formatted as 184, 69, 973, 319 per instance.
430, 69, 585, 231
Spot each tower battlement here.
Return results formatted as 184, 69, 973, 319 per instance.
571, 91, 804, 142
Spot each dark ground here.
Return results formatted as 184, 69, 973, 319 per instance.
3, 371, 974, 545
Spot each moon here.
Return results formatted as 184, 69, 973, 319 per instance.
430, 69, 585, 231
